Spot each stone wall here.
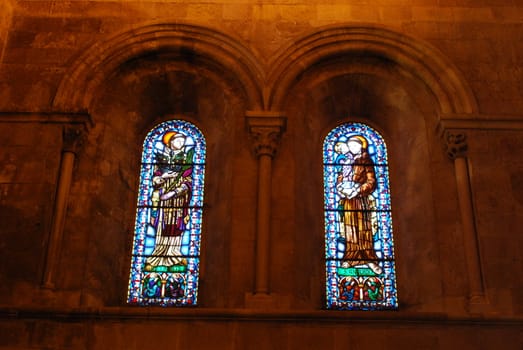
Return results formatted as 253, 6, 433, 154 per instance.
1, 312, 521, 349
0, 1, 522, 349
2, 0, 522, 113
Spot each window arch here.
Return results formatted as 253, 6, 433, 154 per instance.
323, 122, 398, 310
127, 119, 206, 306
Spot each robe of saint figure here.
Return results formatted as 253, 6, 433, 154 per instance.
336, 135, 382, 275
145, 132, 194, 270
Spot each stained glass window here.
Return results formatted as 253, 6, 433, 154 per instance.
127, 120, 205, 306
323, 122, 398, 310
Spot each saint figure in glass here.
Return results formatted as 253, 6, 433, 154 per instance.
324, 122, 397, 310
335, 135, 381, 275
145, 132, 194, 269
128, 119, 205, 306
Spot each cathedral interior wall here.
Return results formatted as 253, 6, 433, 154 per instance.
0, 1, 522, 349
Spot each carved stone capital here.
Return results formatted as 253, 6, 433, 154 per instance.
246, 112, 287, 158
441, 129, 468, 159
62, 125, 87, 154
249, 127, 282, 157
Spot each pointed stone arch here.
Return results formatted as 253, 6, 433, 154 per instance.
52, 21, 265, 112
266, 24, 478, 116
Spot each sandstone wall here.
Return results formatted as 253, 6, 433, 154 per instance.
1, 0, 522, 113
0, 1, 522, 349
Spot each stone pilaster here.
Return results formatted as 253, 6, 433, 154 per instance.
0, 0, 14, 64
42, 125, 87, 289
441, 129, 488, 312
245, 112, 286, 301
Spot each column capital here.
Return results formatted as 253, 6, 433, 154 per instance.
62, 125, 87, 154
246, 111, 287, 158
439, 128, 468, 160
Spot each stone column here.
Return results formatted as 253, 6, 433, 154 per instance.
442, 130, 488, 311
42, 125, 86, 289
246, 112, 286, 296
0, 0, 14, 64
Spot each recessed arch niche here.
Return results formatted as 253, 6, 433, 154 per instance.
65, 24, 254, 307
276, 25, 475, 311
52, 21, 265, 112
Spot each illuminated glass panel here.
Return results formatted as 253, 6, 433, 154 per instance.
323, 122, 398, 310
127, 119, 205, 306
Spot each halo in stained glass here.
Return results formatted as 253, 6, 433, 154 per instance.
127, 119, 205, 306
323, 122, 398, 310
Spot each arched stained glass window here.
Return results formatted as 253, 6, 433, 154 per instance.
127, 120, 205, 306
323, 122, 398, 310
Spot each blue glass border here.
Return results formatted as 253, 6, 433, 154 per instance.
127, 119, 206, 306
323, 122, 398, 310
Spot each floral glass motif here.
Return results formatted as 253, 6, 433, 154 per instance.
127, 120, 205, 306
323, 122, 398, 310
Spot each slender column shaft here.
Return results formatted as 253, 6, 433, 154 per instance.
255, 153, 272, 294
442, 130, 486, 306
42, 151, 75, 288
454, 157, 484, 300
42, 126, 85, 289
246, 113, 286, 296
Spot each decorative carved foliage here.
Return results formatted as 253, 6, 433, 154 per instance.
249, 127, 282, 157
246, 114, 286, 158
442, 130, 468, 159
